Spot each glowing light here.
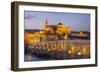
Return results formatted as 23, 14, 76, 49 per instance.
68, 50, 72, 54
48, 49, 50, 51
77, 52, 82, 56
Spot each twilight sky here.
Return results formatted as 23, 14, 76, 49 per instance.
24, 11, 90, 32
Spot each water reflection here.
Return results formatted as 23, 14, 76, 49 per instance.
24, 40, 90, 61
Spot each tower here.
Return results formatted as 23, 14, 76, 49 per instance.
45, 20, 49, 28
45, 20, 48, 25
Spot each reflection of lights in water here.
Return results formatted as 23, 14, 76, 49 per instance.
28, 45, 31, 48
31, 46, 33, 48
61, 45, 64, 50
52, 48, 55, 51
77, 52, 82, 56
43, 47, 46, 49
68, 50, 72, 54
35, 46, 38, 49
25, 40, 90, 60
82, 46, 87, 54
25, 54, 32, 61
38, 46, 41, 50
71, 45, 76, 53
48, 49, 50, 51
58, 49, 61, 51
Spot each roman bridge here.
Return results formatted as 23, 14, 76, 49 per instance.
26, 40, 90, 59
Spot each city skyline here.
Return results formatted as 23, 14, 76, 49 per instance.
24, 11, 90, 32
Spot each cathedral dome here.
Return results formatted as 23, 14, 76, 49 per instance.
58, 22, 64, 25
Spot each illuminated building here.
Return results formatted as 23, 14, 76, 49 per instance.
44, 20, 71, 40
24, 20, 88, 44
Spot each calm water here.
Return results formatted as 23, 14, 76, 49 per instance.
24, 40, 90, 61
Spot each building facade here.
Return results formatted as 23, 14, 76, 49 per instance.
25, 20, 71, 43
44, 20, 71, 40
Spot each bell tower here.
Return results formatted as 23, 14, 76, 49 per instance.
45, 20, 48, 25
45, 20, 48, 28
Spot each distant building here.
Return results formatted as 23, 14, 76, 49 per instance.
25, 20, 71, 43
24, 20, 89, 44
44, 20, 71, 40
